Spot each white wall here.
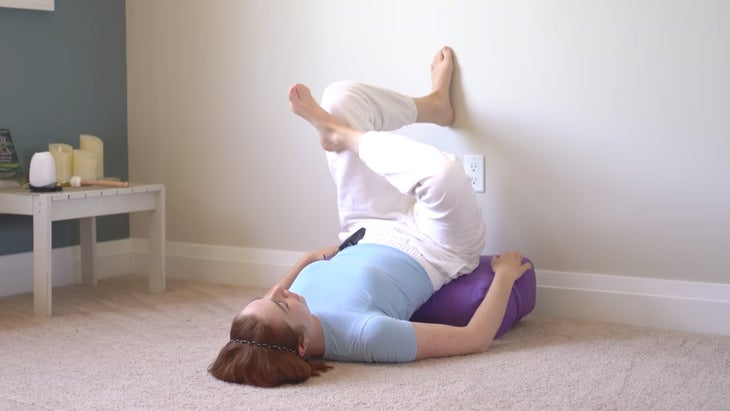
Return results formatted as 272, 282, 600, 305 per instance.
126, 0, 730, 285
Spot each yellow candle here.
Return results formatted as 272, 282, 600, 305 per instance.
73, 149, 97, 180
80, 134, 103, 179
48, 143, 73, 183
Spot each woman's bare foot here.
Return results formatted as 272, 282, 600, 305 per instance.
288, 83, 361, 152
415, 46, 455, 126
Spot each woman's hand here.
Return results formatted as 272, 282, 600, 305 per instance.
491, 251, 532, 282
307, 244, 340, 262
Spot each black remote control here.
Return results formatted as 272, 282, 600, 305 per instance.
338, 227, 366, 251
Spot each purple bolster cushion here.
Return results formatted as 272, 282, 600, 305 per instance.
410, 255, 536, 338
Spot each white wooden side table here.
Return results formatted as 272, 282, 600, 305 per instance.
0, 184, 166, 317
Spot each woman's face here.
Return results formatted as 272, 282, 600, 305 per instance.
240, 285, 314, 333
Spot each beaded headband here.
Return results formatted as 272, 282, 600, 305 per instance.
230, 338, 297, 355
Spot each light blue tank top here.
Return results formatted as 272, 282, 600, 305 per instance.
290, 243, 432, 362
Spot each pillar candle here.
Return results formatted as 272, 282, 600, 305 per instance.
73, 149, 97, 180
48, 143, 73, 183
80, 134, 103, 179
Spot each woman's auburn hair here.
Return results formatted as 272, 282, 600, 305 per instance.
208, 313, 331, 387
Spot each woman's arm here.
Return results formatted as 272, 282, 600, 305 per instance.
272, 244, 340, 291
412, 251, 532, 359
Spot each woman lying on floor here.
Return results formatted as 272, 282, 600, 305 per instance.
209, 46, 532, 387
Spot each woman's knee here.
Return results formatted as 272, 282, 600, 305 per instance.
321, 81, 361, 114
321, 82, 376, 131
418, 155, 471, 203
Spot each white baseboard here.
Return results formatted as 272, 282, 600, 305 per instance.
129, 238, 303, 290
535, 270, 730, 336
0, 239, 131, 298
3, 239, 729, 336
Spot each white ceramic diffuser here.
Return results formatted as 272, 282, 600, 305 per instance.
29, 151, 57, 187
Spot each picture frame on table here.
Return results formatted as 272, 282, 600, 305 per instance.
0, 128, 23, 187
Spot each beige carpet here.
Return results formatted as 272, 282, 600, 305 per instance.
1, 276, 728, 410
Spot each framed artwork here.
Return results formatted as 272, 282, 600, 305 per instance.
0, 0, 54, 11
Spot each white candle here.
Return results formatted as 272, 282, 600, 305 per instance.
73, 149, 97, 180
48, 143, 73, 183
80, 134, 103, 179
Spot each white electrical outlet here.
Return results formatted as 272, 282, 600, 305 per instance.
463, 154, 485, 192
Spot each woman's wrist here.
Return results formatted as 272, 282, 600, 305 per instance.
493, 270, 518, 284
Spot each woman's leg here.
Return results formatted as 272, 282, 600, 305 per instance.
356, 51, 485, 261
288, 47, 485, 272
290, 47, 458, 237
318, 82, 416, 232
290, 82, 414, 236
358, 132, 486, 273
292, 46, 456, 150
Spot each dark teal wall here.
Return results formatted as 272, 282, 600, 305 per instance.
0, 0, 128, 256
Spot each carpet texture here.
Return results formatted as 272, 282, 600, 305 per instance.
1, 276, 728, 410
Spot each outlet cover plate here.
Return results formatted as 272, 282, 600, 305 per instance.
463, 154, 484, 192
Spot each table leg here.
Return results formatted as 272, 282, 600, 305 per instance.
80, 216, 98, 286
147, 187, 166, 293
33, 196, 52, 317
